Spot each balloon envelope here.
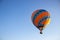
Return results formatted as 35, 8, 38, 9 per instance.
31, 9, 50, 34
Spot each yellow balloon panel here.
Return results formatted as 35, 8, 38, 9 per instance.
42, 18, 50, 28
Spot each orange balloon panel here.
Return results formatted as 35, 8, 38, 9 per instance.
31, 10, 39, 21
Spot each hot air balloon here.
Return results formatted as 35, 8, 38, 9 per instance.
31, 9, 50, 34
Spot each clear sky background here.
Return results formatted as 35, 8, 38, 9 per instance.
0, 0, 60, 40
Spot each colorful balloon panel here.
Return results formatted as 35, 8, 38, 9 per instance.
31, 9, 50, 28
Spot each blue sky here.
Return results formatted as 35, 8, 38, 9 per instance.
0, 0, 60, 40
